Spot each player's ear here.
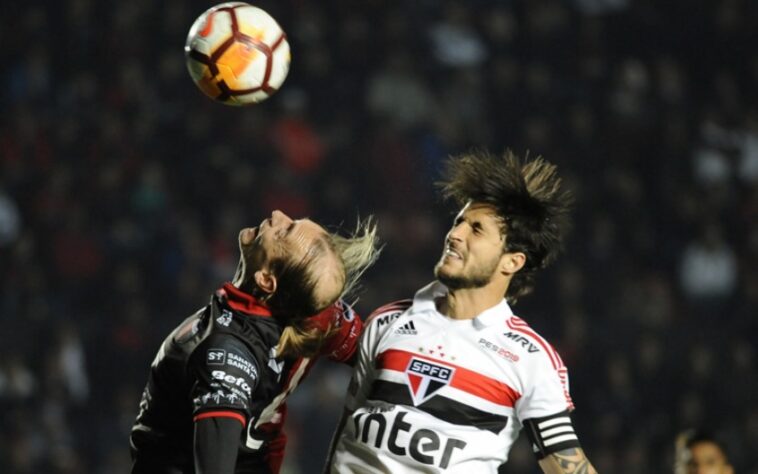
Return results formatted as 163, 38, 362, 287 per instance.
254, 269, 277, 296
500, 251, 526, 275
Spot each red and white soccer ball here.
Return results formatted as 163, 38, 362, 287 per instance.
185, 2, 290, 105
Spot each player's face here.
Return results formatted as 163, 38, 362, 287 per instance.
685, 442, 733, 474
240, 210, 330, 273
239, 210, 342, 304
434, 202, 507, 289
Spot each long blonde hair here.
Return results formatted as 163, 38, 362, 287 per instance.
275, 217, 381, 358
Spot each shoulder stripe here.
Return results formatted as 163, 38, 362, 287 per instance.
506, 318, 563, 370
365, 299, 413, 324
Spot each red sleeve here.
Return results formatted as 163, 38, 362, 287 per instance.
309, 300, 363, 364
264, 432, 287, 474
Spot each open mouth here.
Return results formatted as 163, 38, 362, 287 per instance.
444, 246, 462, 260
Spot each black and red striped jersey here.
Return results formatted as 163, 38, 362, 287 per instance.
329, 281, 578, 473
130, 282, 361, 473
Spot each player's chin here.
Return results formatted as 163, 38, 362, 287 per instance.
434, 262, 458, 281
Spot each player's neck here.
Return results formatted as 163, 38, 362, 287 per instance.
437, 285, 505, 320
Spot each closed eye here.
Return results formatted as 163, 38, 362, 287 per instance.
276, 221, 297, 240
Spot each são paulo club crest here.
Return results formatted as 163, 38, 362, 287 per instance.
405, 357, 455, 405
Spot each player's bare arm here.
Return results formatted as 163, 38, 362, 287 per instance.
538, 447, 597, 474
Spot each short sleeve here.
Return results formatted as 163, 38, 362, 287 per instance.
189, 334, 261, 418
516, 363, 580, 458
344, 301, 410, 411
516, 364, 574, 422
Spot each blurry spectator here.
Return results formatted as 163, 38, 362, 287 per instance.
428, 3, 487, 68
674, 430, 734, 474
49, 324, 90, 404
0, 356, 36, 401
366, 52, 437, 130
679, 223, 738, 304
0, 190, 21, 246
269, 91, 327, 176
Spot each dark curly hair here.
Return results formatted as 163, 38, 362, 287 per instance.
437, 150, 573, 303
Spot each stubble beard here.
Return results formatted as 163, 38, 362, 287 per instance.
434, 259, 497, 290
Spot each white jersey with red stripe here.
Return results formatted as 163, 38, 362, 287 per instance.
329, 281, 574, 473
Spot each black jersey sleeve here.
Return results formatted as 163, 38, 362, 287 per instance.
189, 334, 261, 420
194, 416, 244, 474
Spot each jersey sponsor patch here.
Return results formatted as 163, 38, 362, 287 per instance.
351, 408, 468, 469
194, 351, 260, 408
478, 338, 519, 363
207, 349, 226, 365
211, 369, 253, 396
405, 357, 455, 405
375, 311, 403, 327
502, 331, 540, 353
206, 349, 258, 380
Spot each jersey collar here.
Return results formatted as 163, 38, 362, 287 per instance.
411, 280, 513, 328
217, 283, 272, 317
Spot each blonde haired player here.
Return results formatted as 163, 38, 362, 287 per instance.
131, 211, 380, 473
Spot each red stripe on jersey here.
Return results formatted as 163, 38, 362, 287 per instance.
194, 410, 246, 427
506, 318, 562, 370
557, 367, 575, 410
377, 349, 521, 407
508, 316, 529, 327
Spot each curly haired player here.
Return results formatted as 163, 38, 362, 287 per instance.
326, 151, 597, 473
131, 210, 380, 474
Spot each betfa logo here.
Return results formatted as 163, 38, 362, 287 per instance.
405, 358, 455, 405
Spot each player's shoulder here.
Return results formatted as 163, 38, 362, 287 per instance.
308, 299, 359, 331
501, 315, 566, 371
365, 299, 414, 327
194, 312, 276, 364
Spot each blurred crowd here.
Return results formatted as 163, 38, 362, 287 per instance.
1, 0, 757, 472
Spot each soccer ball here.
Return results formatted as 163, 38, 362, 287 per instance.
185, 2, 290, 105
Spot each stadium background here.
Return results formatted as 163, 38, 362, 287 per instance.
1, 0, 757, 472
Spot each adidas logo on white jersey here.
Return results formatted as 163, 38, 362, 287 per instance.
395, 320, 417, 335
